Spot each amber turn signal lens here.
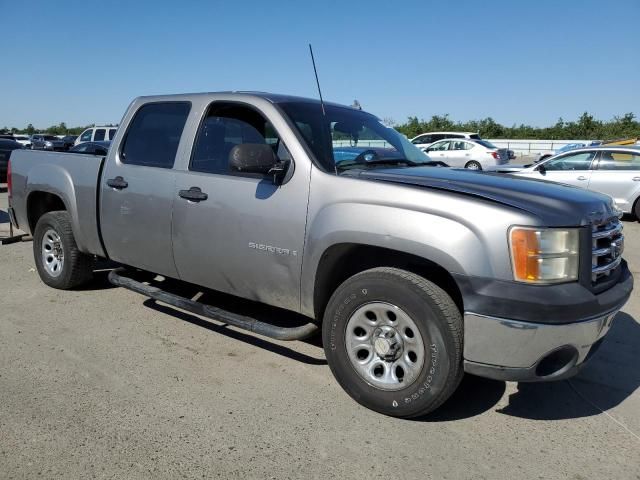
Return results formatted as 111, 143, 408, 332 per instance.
510, 229, 540, 281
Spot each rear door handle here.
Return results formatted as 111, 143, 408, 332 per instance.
633, 177, 640, 181
577, 176, 588, 181
106, 176, 128, 189
179, 186, 208, 202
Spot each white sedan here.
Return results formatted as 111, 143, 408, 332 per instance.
508, 146, 640, 218
423, 139, 510, 170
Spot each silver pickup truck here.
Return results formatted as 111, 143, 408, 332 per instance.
7, 92, 633, 418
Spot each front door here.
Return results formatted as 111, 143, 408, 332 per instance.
426, 140, 452, 165
519, 150, 597, 188
100, 101, 191, 278
171, 102, 309, 312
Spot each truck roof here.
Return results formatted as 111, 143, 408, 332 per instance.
135, 91, 351, 109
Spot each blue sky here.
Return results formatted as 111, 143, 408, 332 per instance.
1, 0, 638, 129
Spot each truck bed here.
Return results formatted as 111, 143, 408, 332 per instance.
9, 150, 106, 257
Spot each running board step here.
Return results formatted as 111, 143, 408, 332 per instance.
108, 267, 319, 341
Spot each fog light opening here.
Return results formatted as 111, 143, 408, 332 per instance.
535, 346, 579, 378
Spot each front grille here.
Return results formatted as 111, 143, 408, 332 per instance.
591, 218, 624, 284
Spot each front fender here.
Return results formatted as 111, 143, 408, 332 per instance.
300, 203, 493, 318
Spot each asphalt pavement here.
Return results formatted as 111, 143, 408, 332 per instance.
1, 186, 639, 479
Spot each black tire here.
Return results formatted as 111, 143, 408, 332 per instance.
634, 198, 640, 222
464, 160, 482, 170
33, 211, 94, 289
322, 267, 463, 418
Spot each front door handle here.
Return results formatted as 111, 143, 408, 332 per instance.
577, 176, 588, 181
633, 177, 640, 181
179, 186, 208, 202
106, 176, 128, 189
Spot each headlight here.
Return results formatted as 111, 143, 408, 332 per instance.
509, 227, 579, 284
45, 141, 53, 146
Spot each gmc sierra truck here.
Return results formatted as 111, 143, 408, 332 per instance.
7, 92, 633, 418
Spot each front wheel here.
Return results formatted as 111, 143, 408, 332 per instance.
465, 160, 482, 170
322, 267, 463, 418
33, 211, 94, 289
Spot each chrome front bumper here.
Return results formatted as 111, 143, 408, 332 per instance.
463, 310, 618, 382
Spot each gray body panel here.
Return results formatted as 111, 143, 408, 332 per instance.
9, 150, 106, 257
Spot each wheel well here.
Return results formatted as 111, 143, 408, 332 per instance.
27, 191, 66, 233
313, 244, 463, 321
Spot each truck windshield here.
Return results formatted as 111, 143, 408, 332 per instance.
277, 102, 431, 172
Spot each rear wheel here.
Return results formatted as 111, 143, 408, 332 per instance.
634, 197, 640, 221
33, 211, 94, 289
465, 160, 482, 170
322, 267, 463, 418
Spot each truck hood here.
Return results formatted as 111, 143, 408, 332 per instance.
344, 167, 617, 226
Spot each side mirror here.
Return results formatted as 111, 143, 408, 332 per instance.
537, 163, 546, 174
229, 143, 288, 183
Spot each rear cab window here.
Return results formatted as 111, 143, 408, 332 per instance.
120, 102, 191, 169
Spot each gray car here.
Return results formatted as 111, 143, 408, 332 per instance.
507, 146, 640, 218
30, 134, 66, 151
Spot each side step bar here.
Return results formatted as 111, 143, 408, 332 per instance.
108, 268, 319, 341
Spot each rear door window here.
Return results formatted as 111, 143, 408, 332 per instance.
108, 128, 117, 140
94, 129, 106, 141
596, 151, 640, 170
120, 102, 191, 168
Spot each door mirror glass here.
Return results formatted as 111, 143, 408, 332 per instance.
229, 143, 278, 174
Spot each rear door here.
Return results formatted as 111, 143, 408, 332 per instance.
589, 150, 640, 212
447, 140, 474, 167
99, 101, 191, 278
